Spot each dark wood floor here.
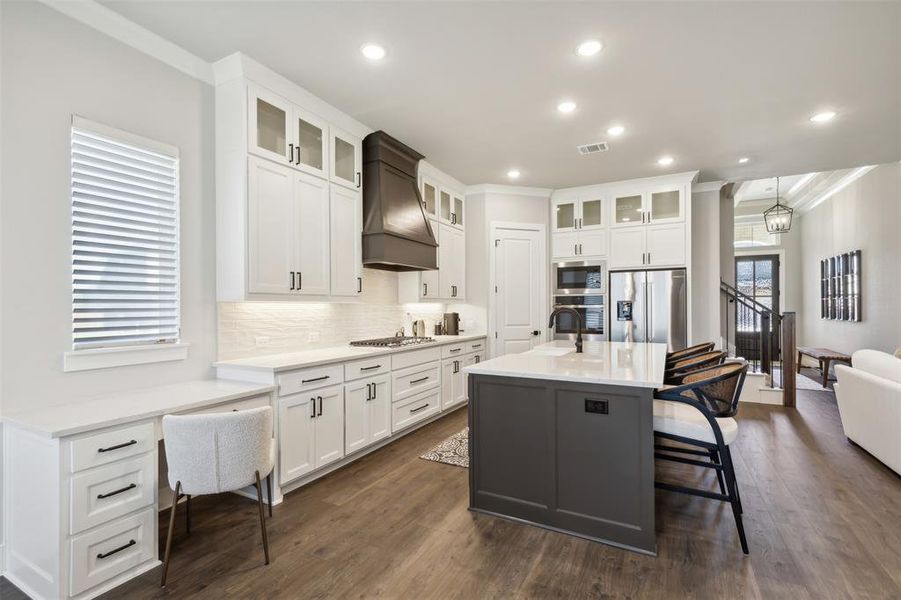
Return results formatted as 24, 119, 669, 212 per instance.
3, 368, 900, 599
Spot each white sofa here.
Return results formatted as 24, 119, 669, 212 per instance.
834, 349, 901, 474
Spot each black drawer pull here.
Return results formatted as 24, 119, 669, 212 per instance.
449, 348, 461, 353
472, 344, 482, 349
410, 403, 430, 414
360, 364, 381, 371
97, 483, 137, 499
301, 375, 330, 384
97, 539, 136, 559
97, 440, 137, 453
409, 376, 429, 385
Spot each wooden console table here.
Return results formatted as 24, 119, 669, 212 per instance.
797, 346, 852, 388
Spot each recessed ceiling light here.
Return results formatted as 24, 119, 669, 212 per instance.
360, 44, 386, 61
738, 157, 750, 164
810, 111, 836, 123
657, 156, 674, 167
607, 125, 625, 137
507, 169, 521, 179
575, 40, 603, 57
557, 101, 577, 114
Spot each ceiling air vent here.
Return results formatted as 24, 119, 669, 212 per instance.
577, 141, 609, 155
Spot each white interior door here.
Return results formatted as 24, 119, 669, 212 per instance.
493, 225, 546, 357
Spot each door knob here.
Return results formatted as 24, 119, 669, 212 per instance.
531, 330, 540, 336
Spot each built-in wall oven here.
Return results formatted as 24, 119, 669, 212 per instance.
552, 260, 606, 341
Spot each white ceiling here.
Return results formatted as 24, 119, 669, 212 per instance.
98, 1, 901, 188
734, 173, 810, 203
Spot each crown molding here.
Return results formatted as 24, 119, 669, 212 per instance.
465, 184, 553, 198
692, 181, 725, 194
36, 0, 214, 84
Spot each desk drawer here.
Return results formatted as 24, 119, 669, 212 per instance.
344, 356, 390, 382
278, 364, 344, 396
392, 362, 440, 403
70, 453, 155, 535
70, 508, 155, 596
184, 394, 271, 418
70, 422, 155, 474
392, 389, 441, 433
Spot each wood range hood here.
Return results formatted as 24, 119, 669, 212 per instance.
361, 131, 438, 271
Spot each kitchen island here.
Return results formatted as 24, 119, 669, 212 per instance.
462, 340, 667, 554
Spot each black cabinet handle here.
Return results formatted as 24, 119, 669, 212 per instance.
366, 383, 372, 401
297, 272, 302, 290
579, 243, 583, 255
410, 403, 430, 414
289, 143, 295, 164
372, 382, 377, 400
472, 344, 482, 349
317, 396, 323, 416
360, 364, 381, 371
301, 375, 330, 384
356, 172, 361, 189
410, 376, 429, 385
310, 400, 316, 419
647, 252, 651, 264
449, 348, 461, 353
423, 283, 428, 296
290, 271, 295, 290
475, 355, 481, 363
97, 440, 137, 453
531, 330, 539, 336
97, 483, 137, 499
295, 146, 301, 165
357, 277, 362, 293
97, 539, 136, 560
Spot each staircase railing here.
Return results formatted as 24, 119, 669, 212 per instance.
720, 280, 797, 407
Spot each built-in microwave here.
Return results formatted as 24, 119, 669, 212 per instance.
553, 260, 606, 295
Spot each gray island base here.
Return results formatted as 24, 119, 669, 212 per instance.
467, 373, 656, 555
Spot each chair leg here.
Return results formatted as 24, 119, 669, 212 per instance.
161, 482, 181, 587
724, 446, 743, 515
266, 472, 273, 518
710, 449, 727, 496
254, 471, 271, 565
185, 494, 191, 535
720, 445, 749, 554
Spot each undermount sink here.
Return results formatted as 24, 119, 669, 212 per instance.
526, 347, 574, 357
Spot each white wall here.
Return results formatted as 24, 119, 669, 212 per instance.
0, 1, 217, 415
800, 162, 901, 355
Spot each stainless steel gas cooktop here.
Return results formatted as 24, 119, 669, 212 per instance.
349, 336, 436, 348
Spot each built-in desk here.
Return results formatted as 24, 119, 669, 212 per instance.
2, 379, 275, 600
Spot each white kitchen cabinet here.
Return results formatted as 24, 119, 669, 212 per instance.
551, 230, 607, 259
330, 126, 362, 190
248, 85, 292, 165
292, 106, 329, 179
552, 232, 579, 259
462, 351, 486, 400
648, 188, 684, 224
440, 223, 466, 300
329, 185, 362, 296
611, 186, 685, 228
345, 375, 390, 455
609, 227, 647, 269
294, 171, 332, 295
247, 156, 297, 294
451, 193, 465, 228
421, 178, 439, 220
279, 384, 345, 484
553, 194, 605, 232
441, 357, 466, 411
278, 394, 316, 484
646, 223, 686, 266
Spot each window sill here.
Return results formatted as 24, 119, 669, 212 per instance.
63, 343, 190, 372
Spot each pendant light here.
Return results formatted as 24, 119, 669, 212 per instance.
763, 176, 793, 233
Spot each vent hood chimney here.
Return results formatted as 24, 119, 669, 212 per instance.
361, 131, 438, 271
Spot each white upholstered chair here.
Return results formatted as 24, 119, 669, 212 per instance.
160, 406, 275, 586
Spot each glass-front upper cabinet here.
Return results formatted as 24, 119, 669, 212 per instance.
293, 107, 328, 179
552, 197, 577, 232
440, 190, 452, 222
648, 188, 684, 223
613, 193, 644, 226
580, 196, 604, 229
330, 127, 362, 190
422, 180, 438, 218
249, 85, 291, 165
452, 194, 464, 227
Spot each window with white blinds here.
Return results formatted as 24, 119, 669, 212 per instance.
71, 118, 180, 351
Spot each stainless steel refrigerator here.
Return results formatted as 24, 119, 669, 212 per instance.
609, 269, 687, 351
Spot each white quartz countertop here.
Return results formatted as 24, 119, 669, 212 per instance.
2, 379, 276, 438
462, 340, 668, 388
213, 334, 488, 373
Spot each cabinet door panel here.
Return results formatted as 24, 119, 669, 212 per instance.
248, 157, 295, 294
452, 360, 466, 407
421, 221, 440, 298
330, 127, 362, 190
422, 180, 438, 220
609, 228, 646, 269
452, 194, 465, 228
439, 189, 452, 223
646, 224, 686, 266
580, 197, 604, 229
330, 186, 362, 296
314, 385, 345, 469
278, 395, 315, 484
368, 376, 391, 444
292, 107, 328, 179
294, 172, 331, 295
553, 198, 577, 232
344, 380, 369, 455
450, 227, 466, 300
552, 232, 579, 259
438, 223, 456, 298
248, 86, 291, 164
612, 193, 644, 227
649, 188, 683, 223
441, 359, 455, 410
579, 230, 607, 257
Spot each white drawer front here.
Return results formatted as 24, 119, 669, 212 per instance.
278, 364, 344, 396
467, 339, 486, 353
391, 346, 441, 371
70, 422, 155, 473
392, 362, 440, 403
344, 356, 390, 381
441, 343, 466, 359
70, 508, 155, 596
70, 453, 156, 535
392, 389, 441, 433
